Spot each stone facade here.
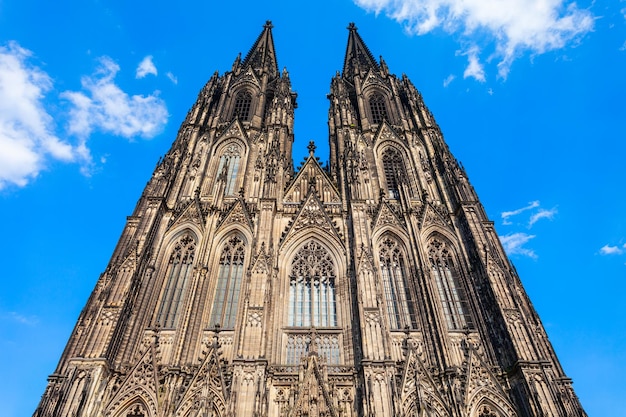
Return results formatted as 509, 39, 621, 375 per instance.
34, 22, 586, 417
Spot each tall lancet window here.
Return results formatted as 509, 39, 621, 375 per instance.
157, 234, 196, 328
379, 237, 416, 329
428, 239, 473, 330
369, 92, 388, 124
288, 241, 337, 327
382, 148, 406, 199
216, 143, 242, 196
210, 235, 246, 329
233, 90, 252, 121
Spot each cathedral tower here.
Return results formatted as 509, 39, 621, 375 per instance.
34, 22, 586, 417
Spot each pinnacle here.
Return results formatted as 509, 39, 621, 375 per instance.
241, 21, 279, 77
342, 22, 379, 77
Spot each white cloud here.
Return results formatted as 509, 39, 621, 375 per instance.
62, 56, 168, 148
600, 244, 625, 255
463, 47, 485, 82
0, 42, 77, 190
1, 311, 39, 326
166, 71, 178, 85
500, 232, 537, 258
528, 207, 558, 227
443, 73, 455, 87
136, 55, 157, 79
501, 200, 539, 224
354, 0, 594, 78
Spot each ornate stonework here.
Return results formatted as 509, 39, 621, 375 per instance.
34, 22, 585, 417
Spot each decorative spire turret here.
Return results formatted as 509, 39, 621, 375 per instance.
342, 22, 379, 78
241, 20, 279, 78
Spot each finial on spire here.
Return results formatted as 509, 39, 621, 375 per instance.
307, 140, 316, 156
264, 20, 273, 29
348, 22, 358, 32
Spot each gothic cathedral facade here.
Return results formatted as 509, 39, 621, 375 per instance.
34, 22, 586, 417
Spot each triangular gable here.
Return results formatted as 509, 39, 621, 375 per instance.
231, 65, 262, 90
399, 345, 451, 417
250, 242, 271, 274
463, 340, 516, 416
173, 346, 229, 417
217, 199, 254, 233
168, 199, 205, 231
361, 67, 391, 93
117, 241, 139, 273
105, 344, 159, 417
287, 354, 338, 417
356, 243, 375, 273
216, 119, 249, 142
420, 202, 451, 230
280, 191, 342, 248
284, 155, 340, 204
373, 120, 402, 146
372, 201, 404, 231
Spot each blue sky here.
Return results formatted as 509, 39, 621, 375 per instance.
1, 0, 624, 416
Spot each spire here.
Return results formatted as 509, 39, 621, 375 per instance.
241, 20, 279, 78
342, 22, 379, 77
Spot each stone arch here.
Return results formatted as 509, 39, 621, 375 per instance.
209, 138, 248, 197
176, 387, 227, 417
467, 389, 517, 417
402, 387, 450, 417
374, 231, 418, 330
374, 140, 418, 198
206, 229, 250, 330
423, 231, 474, 331
362, 83, 394, 124
277, 232, 347, 365
227, 83, 260, 122
107, 392, 156, 417
152, 228, 200, 328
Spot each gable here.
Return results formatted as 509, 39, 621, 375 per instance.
284, 155, 340, 204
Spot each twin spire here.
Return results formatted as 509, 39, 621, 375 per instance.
239, 20, 279, 77
237, 21, 380, 78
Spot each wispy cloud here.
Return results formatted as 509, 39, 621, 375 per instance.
500, 232, 537, 259
501, 200, 540, 225
462, 47, 485, 82
0, 42, 77, 190
136, 55, 157, 79
1, 311, 39, 326
529, 207, 558, 227
499, 200, 557, 258
354, 0, 594, 78
599, 243, 626, 255
443, 74, 455, 87
166, 71, 178, 85
62, 56, 168, 169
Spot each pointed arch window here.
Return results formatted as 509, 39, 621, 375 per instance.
288, 241, 337, 328
210, 235, 246, 329
379, 237, 416, 329
428, 239, 473, 330
233, 90, 252, 121
369, 92, 388, 124
382, 148, 407, 199
216, 143, 242, 196
157, 234, 196, 328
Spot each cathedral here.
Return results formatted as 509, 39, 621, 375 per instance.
34, 22, 586, 417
